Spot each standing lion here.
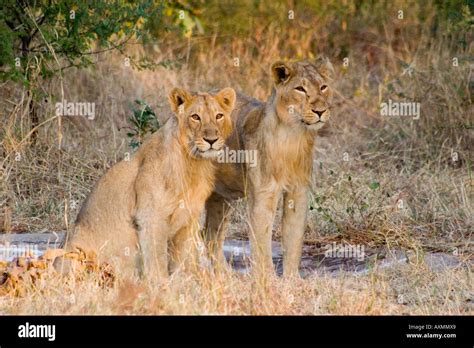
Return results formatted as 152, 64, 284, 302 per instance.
205, 58, 334, 277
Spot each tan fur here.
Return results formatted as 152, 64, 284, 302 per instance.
205, 58, 335, 277
55, 87, 236, 281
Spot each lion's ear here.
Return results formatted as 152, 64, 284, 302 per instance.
168, 88, 192, 115
314, 56, 335, 81
271, 61, 293, 85
215, 87, 236, 112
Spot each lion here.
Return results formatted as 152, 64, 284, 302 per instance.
204, 57, 335, 277
54, 87, 236, 281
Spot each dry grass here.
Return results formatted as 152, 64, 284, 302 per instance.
0, 260, 471, 315
0, 0, 472, 314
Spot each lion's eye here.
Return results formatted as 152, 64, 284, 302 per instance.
320, 85, 328, 92
295, 86, 306, 93
191, 114, 200, 121
216, 113, 224, 120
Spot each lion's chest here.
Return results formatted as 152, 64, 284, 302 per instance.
260, 128, 314, 188
167, 180, 214, 230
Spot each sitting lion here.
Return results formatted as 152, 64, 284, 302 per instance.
204, 58, 334, 277
55, 87, 236, 281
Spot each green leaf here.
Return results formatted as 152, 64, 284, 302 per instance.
369, 182, 380, 190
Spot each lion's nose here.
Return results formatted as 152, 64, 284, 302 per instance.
312, 109, 326, 118
204, 137, 218, 146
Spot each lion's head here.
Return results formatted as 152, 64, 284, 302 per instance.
169, 87, 236, 159
271, 57, 334, 131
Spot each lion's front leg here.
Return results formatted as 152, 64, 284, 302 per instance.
248, 186, 280, 276
135, 215, 169, 282
281, 186, 308, 278
204, 192, 232, 269
169, 222, 201, 273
